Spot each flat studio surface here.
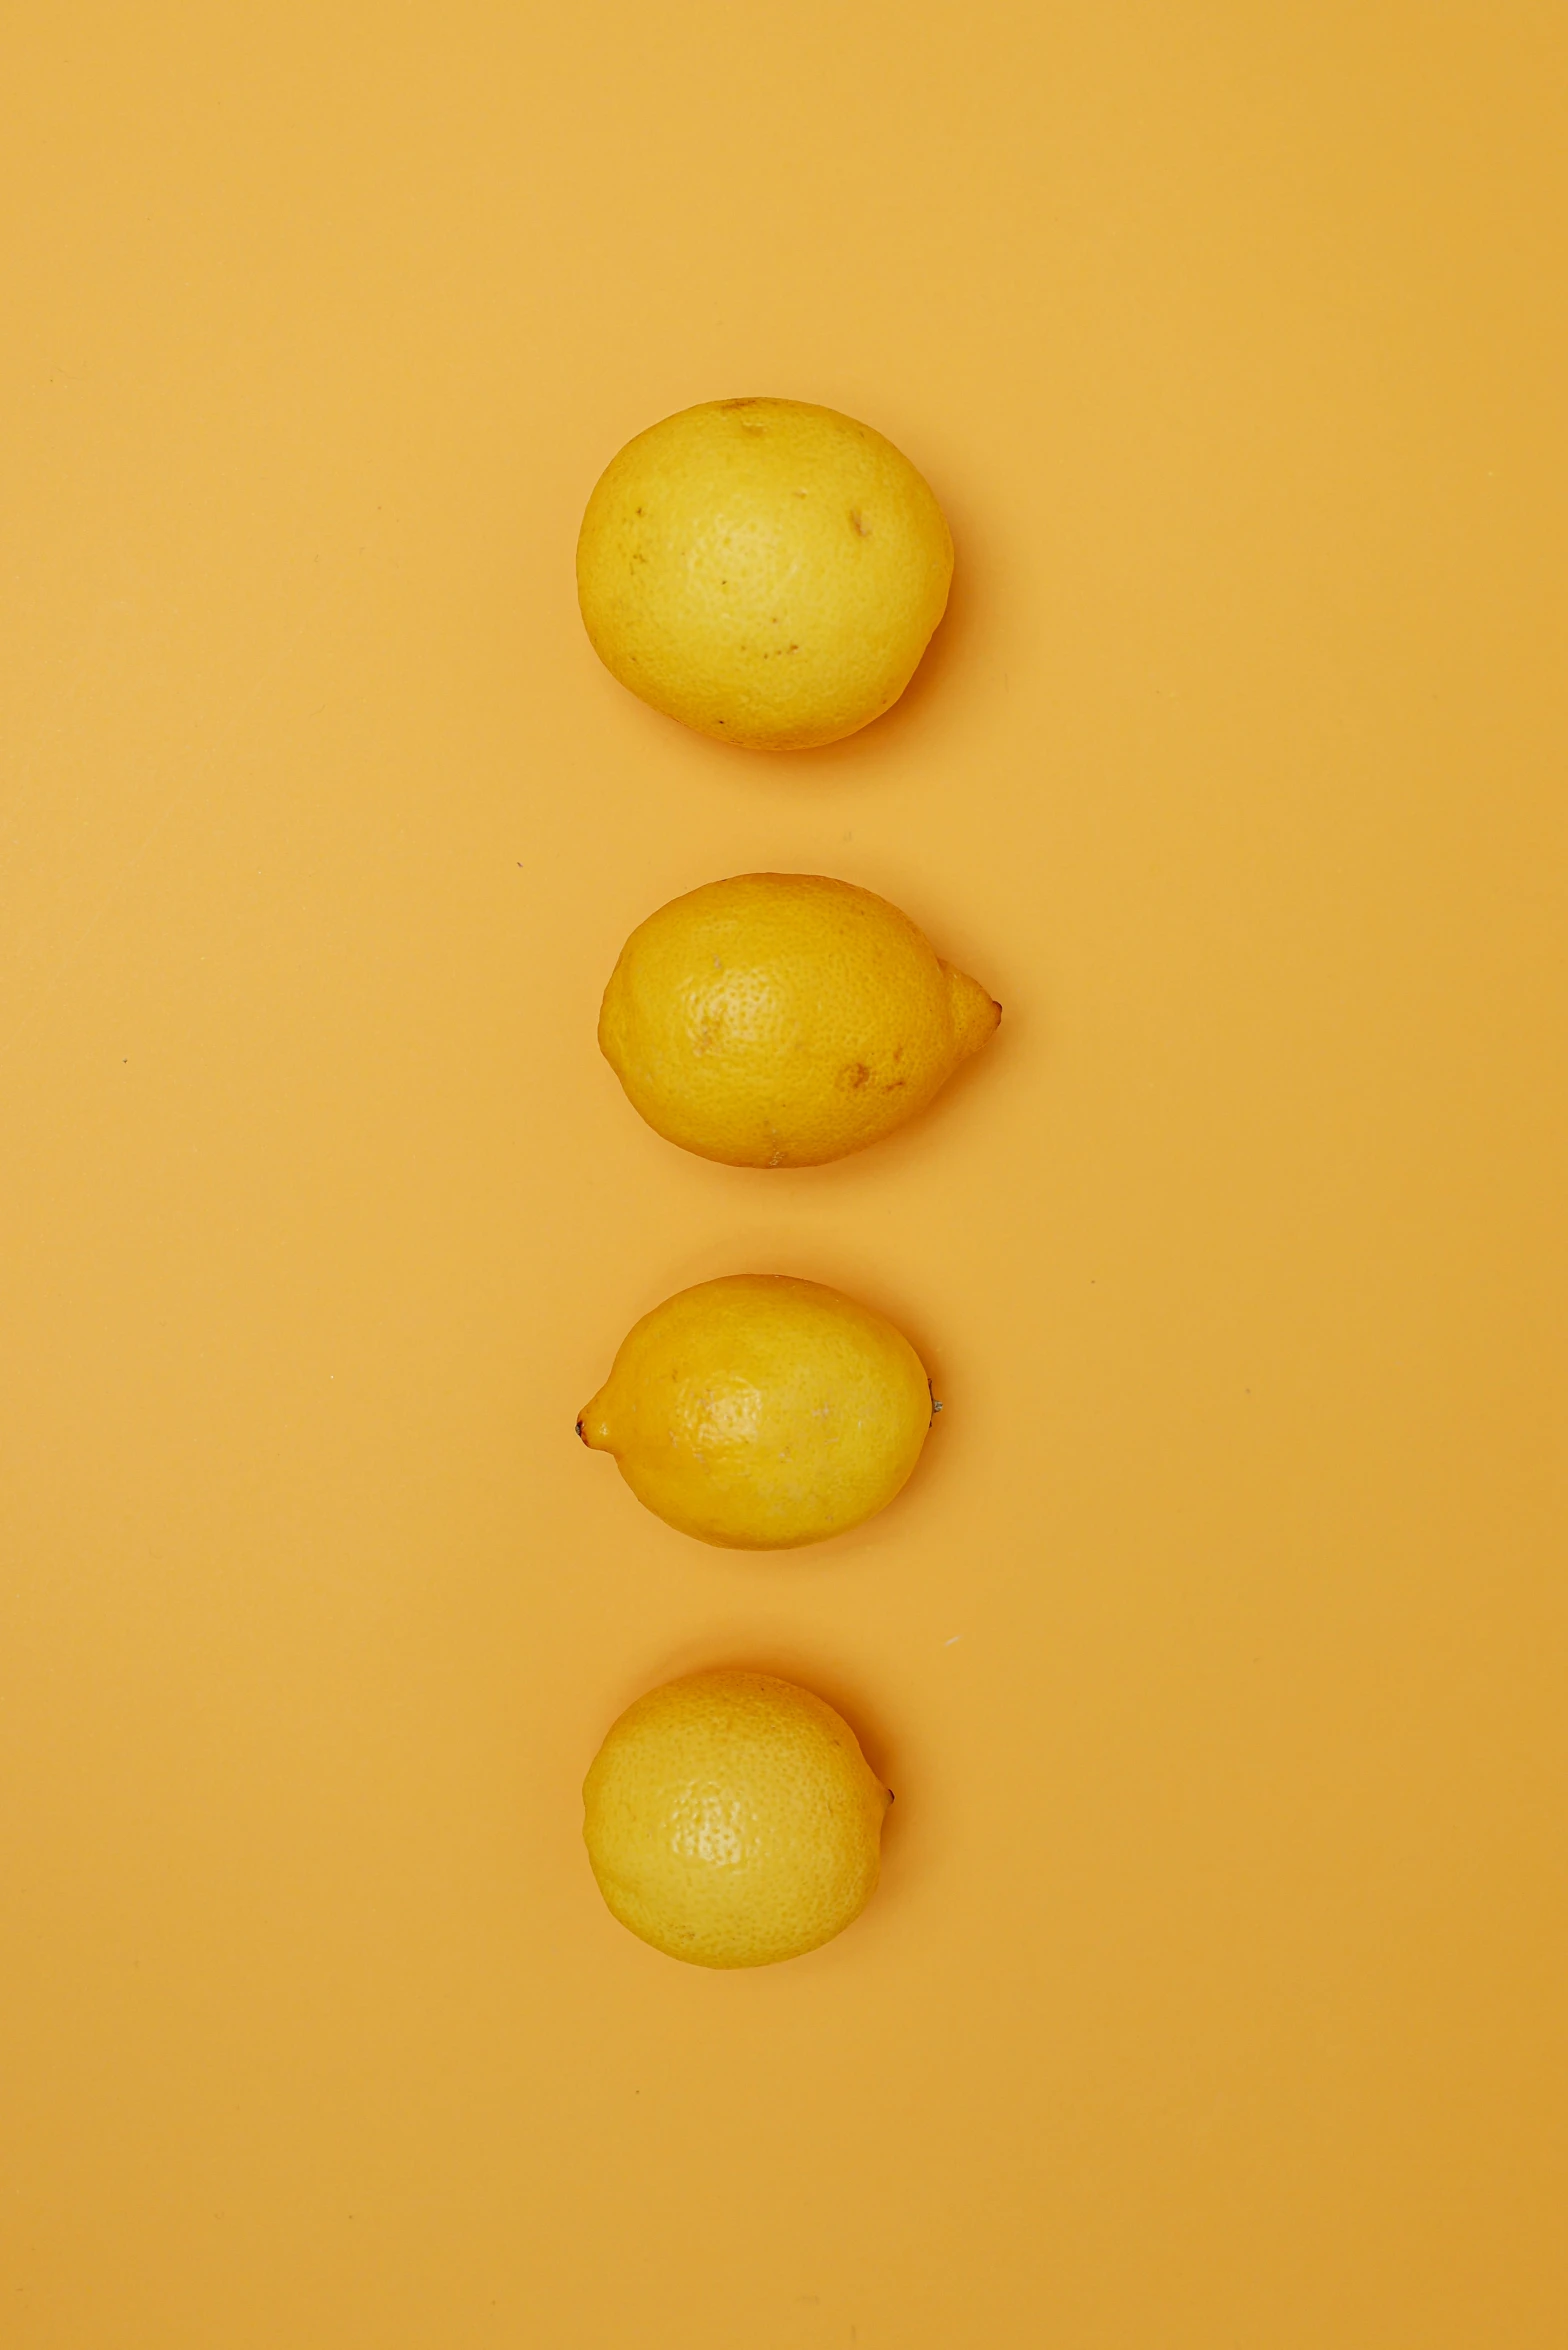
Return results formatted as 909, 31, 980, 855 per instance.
2, 5, 1564, 2345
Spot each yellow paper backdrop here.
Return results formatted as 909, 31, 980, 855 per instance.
3, 4, 1564, 2343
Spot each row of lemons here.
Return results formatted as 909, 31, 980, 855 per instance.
573, 398, 998, 1968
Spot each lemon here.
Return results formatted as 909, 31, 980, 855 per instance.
599, 871, 999, 1168
576, 398, 953, 750
583, 1669, 891, 1968
578, 1275, 932, 1549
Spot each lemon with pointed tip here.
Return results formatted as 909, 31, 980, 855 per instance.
578, 1274, 933, 1549
599, 871, 1000, 1169
576, 397, 953, 750
583, 1669, 891, 1968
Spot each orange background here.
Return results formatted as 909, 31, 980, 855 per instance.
3, 5, 1565, 2343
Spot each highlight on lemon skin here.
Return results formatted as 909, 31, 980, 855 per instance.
575, 397, 953, 750
582, 1669, 892, 1968
598, 871, 1001, 1169
577, 1273, 935, 1550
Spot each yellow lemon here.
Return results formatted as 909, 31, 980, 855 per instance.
576, 398, 953, 749
578, 1274, 933, 1549
599, 872, 1000, 1168
583, 1669, 891, 1968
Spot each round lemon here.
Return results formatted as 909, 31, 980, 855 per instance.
583, 1669, 891, 1968
578, 1274, 933, 1549
599, 871, 1000, 1168
576, 398, 953, 750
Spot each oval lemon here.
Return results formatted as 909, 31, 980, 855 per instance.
576, 398, 953, 750
599, 872, 1000, 1168
583, 1669, 891, 1968
578, 1274, 933, 1549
